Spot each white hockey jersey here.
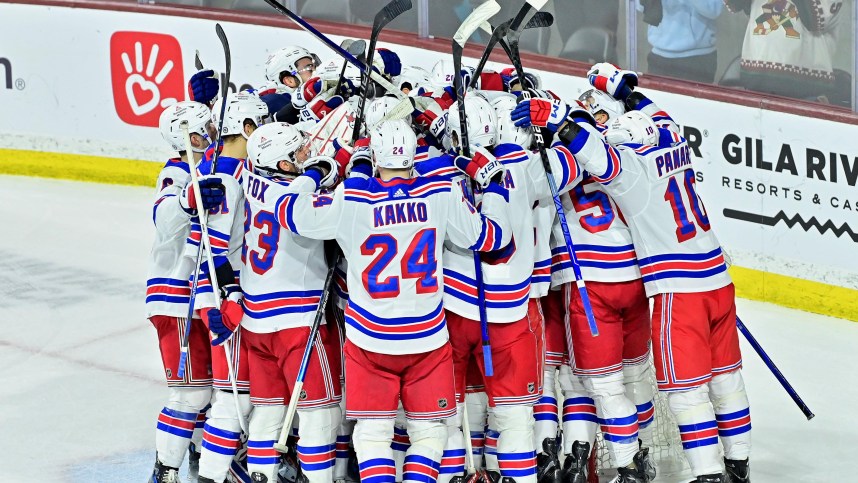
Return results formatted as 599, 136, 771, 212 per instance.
146, 159, 195, 318
566, 123, 731, 296
530, 200, 555, 298
240, 172, 324, 333
186, 155, 246, 309
276, 174, 512, 355
417, 143, 582, 323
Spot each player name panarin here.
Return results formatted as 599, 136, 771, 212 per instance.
655, 144, 692, 177
373, 201, 429, 227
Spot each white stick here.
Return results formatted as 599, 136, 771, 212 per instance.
180, 121, 248, 434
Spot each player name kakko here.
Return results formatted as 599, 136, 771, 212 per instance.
373, 201, 429, 228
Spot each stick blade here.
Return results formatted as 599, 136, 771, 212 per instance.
373, 0, 413, 35
525, 11, 553, 28
194, 50, 203, 70
526, 0, 550, 10
453, 0, 501, 47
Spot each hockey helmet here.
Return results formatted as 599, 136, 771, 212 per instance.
366, 96, 402, 129
396, 65, 432, 96
159, 101, 211, 153
246, 122, 307, 176
370, 120, 417, 170
604, 111, 658, 147
578, 89, 625, 124
211, 92, 269, 140
446, 93, 498, 151
490, 92, 533, 148
265, 46, 321, 86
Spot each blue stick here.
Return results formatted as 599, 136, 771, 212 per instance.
736, 315, 814, 420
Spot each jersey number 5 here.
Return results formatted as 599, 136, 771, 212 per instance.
664, 170, 710, 243
361, 228, 438, 299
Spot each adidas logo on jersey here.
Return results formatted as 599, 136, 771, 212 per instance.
394, 188, 407, 198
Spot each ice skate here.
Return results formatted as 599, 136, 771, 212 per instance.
696, 474, 726, 483
150, 457, 180, 483
536, 437, 561, 483
724, 458, 749, 483
560, 441, 589, 483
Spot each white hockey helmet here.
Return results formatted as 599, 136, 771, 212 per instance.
370, 120, 417, 169
316, 57, 363, 87
605, 111, 659, 146
578, 89, 625, 124
489, 92, 533, 148
396, 65, 432, 96
159, 101, 211, 153
430, 59, 456, 90
446, 94, 498, 150
366, 96, 401, 129
246, 122, 307, 176
265, 46, 321, 86
211, 92, 269, 139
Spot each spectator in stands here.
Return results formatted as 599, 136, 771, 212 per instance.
639, 0, 724, 83
724, 0, 844, 102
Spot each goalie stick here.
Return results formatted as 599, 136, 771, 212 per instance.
351, 0, 413, 146
503, 0, 600, 337
452, 1, 501, 480
470, 11, 554, 90
180, 119, 247, 434
262, 0, 407, 100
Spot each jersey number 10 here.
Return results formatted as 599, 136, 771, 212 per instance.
664, 170, 710, 243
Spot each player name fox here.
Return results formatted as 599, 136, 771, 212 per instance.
373, 201, 429, 227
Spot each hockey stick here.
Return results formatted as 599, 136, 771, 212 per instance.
350, 0, 413, 146
211, 23, 231, 174
262, 0, 407, 100
181, 121, 248, 434
736, 316, 815, 420
470, 11, 554, 90
273, 255, 342, 453
453, 0, 501, 385
334, 38, 366, 98
503, 0, 599, 337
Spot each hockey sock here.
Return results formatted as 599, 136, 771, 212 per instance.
403, 419, 446, 483
667, 384, 722, 477
155, 387, 212, 468
297, 406, 341, 483
393, 407, 411, 481
583, 372, 639, 468
558, 365, 597, 455
246, 405, 285, 480
466, 392, 489, 469
494, 405, 538, 483
437, 406, 466, 482
533, 367, 560, 451
192, 404, 210, 450
484, 409, 499, 472
623, 362, 655, 448
334, 414, 355, 481
353, 418, 397, 483
709, 370, 752, 461
198, 390, 251, 482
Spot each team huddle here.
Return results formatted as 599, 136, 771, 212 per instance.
146, 41, 751, 483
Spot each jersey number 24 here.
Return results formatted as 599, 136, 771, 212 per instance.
361, 228, 438, 299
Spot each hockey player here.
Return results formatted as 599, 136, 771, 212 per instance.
266, 46, 321, 90
515, 67, 751, 483
241, 122, 344, 483
191, 92, 269, 483
273, 119, 512, 483
426, 93, 583, 483
149, 101, 225, 483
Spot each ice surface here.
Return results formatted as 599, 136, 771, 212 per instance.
0, 175, 855, 482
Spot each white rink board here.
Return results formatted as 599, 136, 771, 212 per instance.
0, 3, 856, 292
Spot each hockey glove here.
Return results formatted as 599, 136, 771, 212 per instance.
302, 155, 340, 189
587, 62, 638, 101
179, 176, 225, 215
347, 138, 374, 179
260, 92, 292, 116
302, 95, 345, 123
331, 138, 353, 179
188, 69, 219, 105
203, 288, 243, 346
455, 147, 505, 189
511, 97, 572, 133
298, 77, 324, 106
376, 48, 402, 78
